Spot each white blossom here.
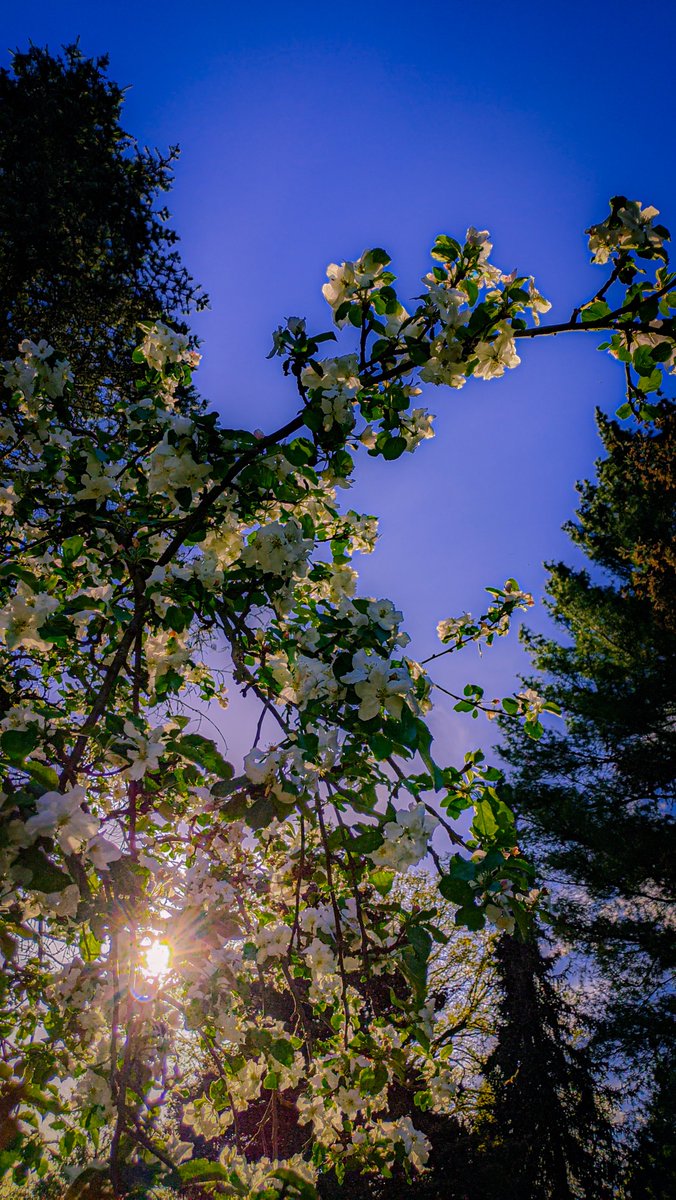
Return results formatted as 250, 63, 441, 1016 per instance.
342, 649, 412, 721
243, 518, 312, 577
0, 585, 59, 652
473, 322, 520, 379
137, 320, 199, 370
24, 787, 98, 854
587, 200, 664, 264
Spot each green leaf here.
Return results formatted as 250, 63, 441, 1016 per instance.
174, 486, 193, 509
358, 1062, 388, 1095
39, 614, 73, 646
397, 704, 419, 750
218, 792, 250, 821
400, 945, 428, 997
414, 1088, 433, 1110
650, 340, 673, 362
439, 875, 475, 906
381, 435, 407, 460
368, 731, 393, 760
455, 905, 486, 931
61, 535, 84, 564
580, 300, 611, 324
400, 923, 432, 999
176, 734, 233, 778
418, 742, 444, 791
632, 345, 656, 377
370, 868, 395, 896
366, 247, 391, 266
427, 921, 450, 945
269, 1167, 318, 1199
79, 928, 102, 962
407, 924, 432, 961
331, 448, 353, 478
525, 719, 544, 741
15, 847, 72, 894
178, 1159, 229, 1183
1, 727, 39, 764
472, 798, 499, 840
23, 1084, 63, 1117
284, 437, 316, 467
641, 369, 663, 394
25, 762, 59, 791
211, 775, 246, 799
348, 827, 384, 854
209, 1078, 228, 1108
445, 854, 477, 882
270, 1038, 295, 1067
407, 340, 431, 365
431, 235, 461, 263
164, 606, 192, 633
246, 795, 276, 830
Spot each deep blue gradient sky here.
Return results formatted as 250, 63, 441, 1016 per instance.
4, 2, 676, 759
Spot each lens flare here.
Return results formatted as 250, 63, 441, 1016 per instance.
144, 939, 171, 978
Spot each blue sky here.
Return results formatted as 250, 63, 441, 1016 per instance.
4, 1, 675, 759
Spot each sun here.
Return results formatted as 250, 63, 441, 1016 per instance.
143, 938, 172, 979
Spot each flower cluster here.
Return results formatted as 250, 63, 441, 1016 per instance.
136, 319, 201, 371
587, 197, 669, 265
436, 580, 534, 653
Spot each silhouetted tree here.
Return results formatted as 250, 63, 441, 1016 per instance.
500, 405, 676, 1070
0, 42, 206, 405
476, 935, 615, 1200
628, 1056, 676, 1199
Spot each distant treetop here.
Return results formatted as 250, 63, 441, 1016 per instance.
0, 41, 207, 407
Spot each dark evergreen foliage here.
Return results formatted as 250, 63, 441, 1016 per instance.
0, 42, 206, 404
498, 405, 676, 1196
628, 1056, 676, 1199
473, 935, 615, 1200
499, 405, 676, 1063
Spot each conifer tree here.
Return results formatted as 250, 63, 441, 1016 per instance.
499, 402, 676, 1074
474, 935, 615, 1200
0, 42, 205, 403
627, 1055, 676, 1199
